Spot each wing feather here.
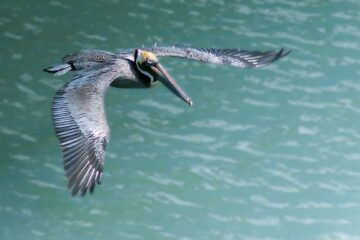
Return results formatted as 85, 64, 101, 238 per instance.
118, 45, 290, 68
52, 64, 120, 196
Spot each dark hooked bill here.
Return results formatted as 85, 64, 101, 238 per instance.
151, 63, 192, 106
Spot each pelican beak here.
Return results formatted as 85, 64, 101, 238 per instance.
151, 63, 193, 106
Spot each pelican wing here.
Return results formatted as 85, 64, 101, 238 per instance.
119, 45, 290, 68
52, 64, 121, 196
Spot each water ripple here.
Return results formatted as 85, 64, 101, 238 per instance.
250, 195, 289, 209
246, 216, 280, 226
175, 150, 237, 164
137, 171, 184, 187
146, 192, 200, 208
134, 125, 215, 143
285, 216, 350, 225
242, 98, 279, 108
138, 99, 184, 114
296, 201, 333, 209
192, 119, 255, 132
28, 179, 64, 190
318, 233, 360, 240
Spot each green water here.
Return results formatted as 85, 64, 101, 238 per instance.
2, 0, 360, 239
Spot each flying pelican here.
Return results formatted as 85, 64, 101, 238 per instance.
44, 44, 290, 196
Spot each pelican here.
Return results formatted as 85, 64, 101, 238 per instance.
44, 44, 290, 196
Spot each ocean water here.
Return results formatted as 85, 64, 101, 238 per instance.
1, 0, 360, 239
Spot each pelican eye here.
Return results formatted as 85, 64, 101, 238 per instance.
145, 59, 157, 66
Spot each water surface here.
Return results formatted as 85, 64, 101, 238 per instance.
1, 1, 360, 239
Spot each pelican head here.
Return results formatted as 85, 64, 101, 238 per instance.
134, 49, 192, 106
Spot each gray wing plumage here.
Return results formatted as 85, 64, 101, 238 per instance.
118, 45, 290, 68
52, 64, 121, 196
45, 49, 118, 76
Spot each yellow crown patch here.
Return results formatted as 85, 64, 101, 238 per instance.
140, 51, 158, 62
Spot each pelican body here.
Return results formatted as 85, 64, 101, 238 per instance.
44, 44, 290, 196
